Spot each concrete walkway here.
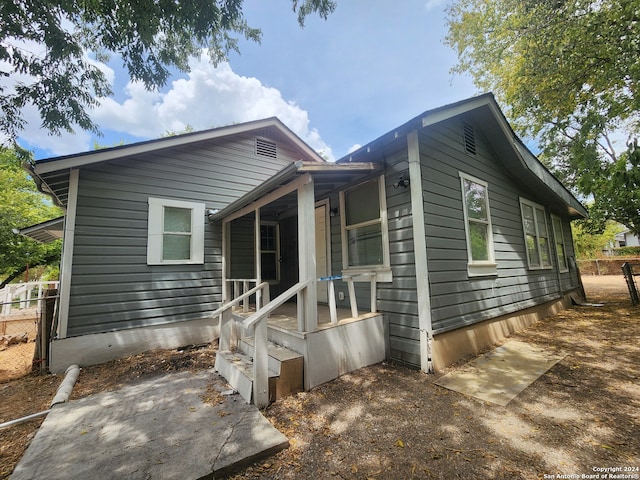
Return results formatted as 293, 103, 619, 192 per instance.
11, 369, 288, 480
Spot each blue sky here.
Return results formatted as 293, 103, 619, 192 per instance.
16, 0, 478, 161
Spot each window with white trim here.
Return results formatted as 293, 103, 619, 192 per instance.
147, 198, 205, 265
551, 214, 569, 272
460, 172, 497, 276
340, 176, 391, 280
520, 198, 552, 269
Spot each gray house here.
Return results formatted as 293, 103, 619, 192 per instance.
28, 94, 586, 405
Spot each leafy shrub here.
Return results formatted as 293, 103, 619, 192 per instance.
613, 246, 640, 257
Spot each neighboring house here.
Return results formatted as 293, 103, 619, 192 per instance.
615, 229, 640, 248
24, 93, 587, 405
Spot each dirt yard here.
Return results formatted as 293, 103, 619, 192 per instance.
1, 275, 638, 479
0, 315, 39, 382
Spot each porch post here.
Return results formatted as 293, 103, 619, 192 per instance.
255, 208, 262, 309
297, 175, 317, 331
222, 220, 229, 303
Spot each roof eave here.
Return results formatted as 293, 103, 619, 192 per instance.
34, 117, 325, 175
16, 216, 65, 244
338, 92, 587, 219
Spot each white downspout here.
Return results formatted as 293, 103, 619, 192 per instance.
407, 130, 434, 373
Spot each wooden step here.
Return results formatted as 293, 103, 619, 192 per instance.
214, 350, 279, 404
238, 338, 301, 375
215, 341, 303, 404
239, 339, 304, 401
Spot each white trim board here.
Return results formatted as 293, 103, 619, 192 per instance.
56, 168, 79, 339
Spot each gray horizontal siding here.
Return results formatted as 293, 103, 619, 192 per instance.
420, 118, 567, 336
380, 149, 422, 366
66, 134, 300, 337
374, 118, 581, 369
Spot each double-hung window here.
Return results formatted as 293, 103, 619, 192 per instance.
520, 198, 552, 269
147, 197, 205, 265
460, 173, 496, 276
551, 215, 569, 272
340, 176, 391, 281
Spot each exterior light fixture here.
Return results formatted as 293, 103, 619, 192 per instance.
393, 175, 410, 189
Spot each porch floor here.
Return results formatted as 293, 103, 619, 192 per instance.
232, 303, 379, 333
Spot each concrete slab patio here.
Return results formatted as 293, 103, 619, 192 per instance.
10, 369, 288, 480
435, 340, 567, 406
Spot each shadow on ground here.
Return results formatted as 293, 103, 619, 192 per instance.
231, 281, 640, 479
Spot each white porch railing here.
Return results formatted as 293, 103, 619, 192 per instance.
0, 281, 59, 318
214, 279, 313, 407
216, 272, 376, 407
213, 281, 270, 407
319, 273, 377, 324
225, 278, 258, 313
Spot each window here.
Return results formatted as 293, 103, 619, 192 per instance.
340, 176, 391, 280
460, 173, 496, 276
260, 223, 280, 282
147, 198, 205, 265
520, 198, 552, 269
551, 215, 569, 272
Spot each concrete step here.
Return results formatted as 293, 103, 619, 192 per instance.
215, 340, 304, 404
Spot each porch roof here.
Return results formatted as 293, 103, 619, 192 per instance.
210, 161, 382, 222
15, 216, 64, 244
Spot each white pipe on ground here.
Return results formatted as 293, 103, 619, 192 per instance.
50, 364, 80, 407
0, 364, 80, 430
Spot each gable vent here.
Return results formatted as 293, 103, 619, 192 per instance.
256, 138, 277, 158
462, 121, 476, 155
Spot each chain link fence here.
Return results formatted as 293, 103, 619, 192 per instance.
1, 282, 58, 381
577, 258, 637, 275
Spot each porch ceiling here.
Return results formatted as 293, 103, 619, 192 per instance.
212, 161, 382, 221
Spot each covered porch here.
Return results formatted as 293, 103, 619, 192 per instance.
210, 161, 387, 406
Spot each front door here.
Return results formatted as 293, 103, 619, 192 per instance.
315, 202, 329, 303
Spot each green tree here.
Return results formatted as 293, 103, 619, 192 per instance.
0, 148, 63, 287
571, 218, 624, 260
445, 0, 640, 234
1, 0, 336, 142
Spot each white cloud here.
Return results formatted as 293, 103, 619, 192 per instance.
347, 144, 362, 154
18, 103, 92, 157
93, 57, 334, 159
7, 51, 115, 157
424, 0, 447, 11
14, 53, 333, 160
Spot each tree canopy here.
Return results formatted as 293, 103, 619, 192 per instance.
0, 0, 336, 142
446, 0, 640, 234
0, 148, 63, 287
